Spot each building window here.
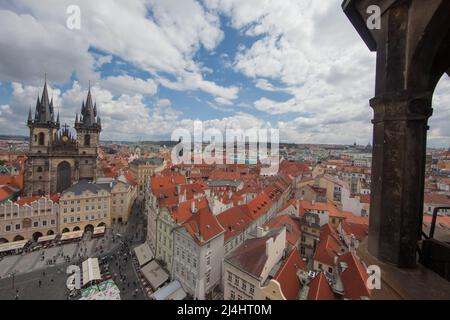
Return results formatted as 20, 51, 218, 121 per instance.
228, 272, 232, 282
249, 285, 255, 295
15, 224, 21, 230
230, 291, 235, 300
5, 225, 11, 232
84, 134, 91, 146
42, 220, 47, 226
38, 132, 45, 146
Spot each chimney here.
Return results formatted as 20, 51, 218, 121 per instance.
256, 226, 264, 238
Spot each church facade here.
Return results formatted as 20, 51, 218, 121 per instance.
23, 80, 102, 196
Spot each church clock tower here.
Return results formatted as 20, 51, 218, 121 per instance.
23, 78, 102, 196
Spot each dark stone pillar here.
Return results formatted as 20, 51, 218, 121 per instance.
369, 91, 433, 268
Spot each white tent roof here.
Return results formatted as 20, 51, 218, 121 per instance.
150, 280, 186, 300
37, 234, 57, 243
0, 240, 29, 253
134, 242, 154, 267
93, 226, 106, 235
141, 260, 169, 290
82, 258, 101, 286
60, 230, 84, 241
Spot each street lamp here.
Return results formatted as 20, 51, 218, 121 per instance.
8, 270, 17, 289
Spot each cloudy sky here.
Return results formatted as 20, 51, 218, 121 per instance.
0, 0, 448, 146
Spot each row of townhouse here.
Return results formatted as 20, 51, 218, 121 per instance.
0, 195, 60, 243
144, 171, 294, 299
222, 207, 371, 300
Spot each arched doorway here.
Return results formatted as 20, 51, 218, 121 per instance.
47, 230, 55, 236
118, 217, 123, 223
13, 235, 24, 242
0, 238, 8, 244
57, 161, 72, 193
97, 222, 106, 227
73, 226, 81, 232
84, 224, 94, 233
32, 232, 43, 242
62, 228, 70, 233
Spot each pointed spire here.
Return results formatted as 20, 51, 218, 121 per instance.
57, 110, 60, 124
34, 94, 40, 121
28, 106, 32, 123
40, 75, 51, 122
75, 113, 79, 124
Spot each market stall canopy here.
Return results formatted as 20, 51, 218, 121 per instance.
82, 258, 101, 286
80, 280, 121, 300
37, 234, 57, 243
150, 280, 186, 300
93, 226, 105, 236
134, 242, 154, 267
141, 260, 169, 290
0, 240, 29, 253
60, 230, 84, 241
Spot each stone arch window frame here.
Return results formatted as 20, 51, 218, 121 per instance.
38, 132, 45, 146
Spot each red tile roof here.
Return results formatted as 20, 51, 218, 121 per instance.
339, 252, 372, 299
247, 192, 273, 220
264, 214, 301, 247
314, 225, 344, 266
172, 197, 208, 224
342, 211, 369, 225
307, 272, 336, 300
0, 174, 24, 189
274, 249, 307, 300
15, 194, 60, 206
182, 205, 224, 245
424, 193, 450, 205
217, 205, 253, 241
340, 221, 368, 241
0, 185, 16, 201
299, 200, 344, 218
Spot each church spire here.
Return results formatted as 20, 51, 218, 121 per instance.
27, 106, 32, 124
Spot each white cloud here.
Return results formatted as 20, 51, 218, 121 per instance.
0, 0, 237, 101
102, 75, 158, 96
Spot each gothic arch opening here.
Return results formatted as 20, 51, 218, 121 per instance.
0, 238, 8, 244
56, 161, 71, 193
85, 134, 91, 146
62, 228, 70, 233
38, 132, 45, 146
47, 230, 55, 236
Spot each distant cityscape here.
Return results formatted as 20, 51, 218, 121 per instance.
0, 82, 449, 301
